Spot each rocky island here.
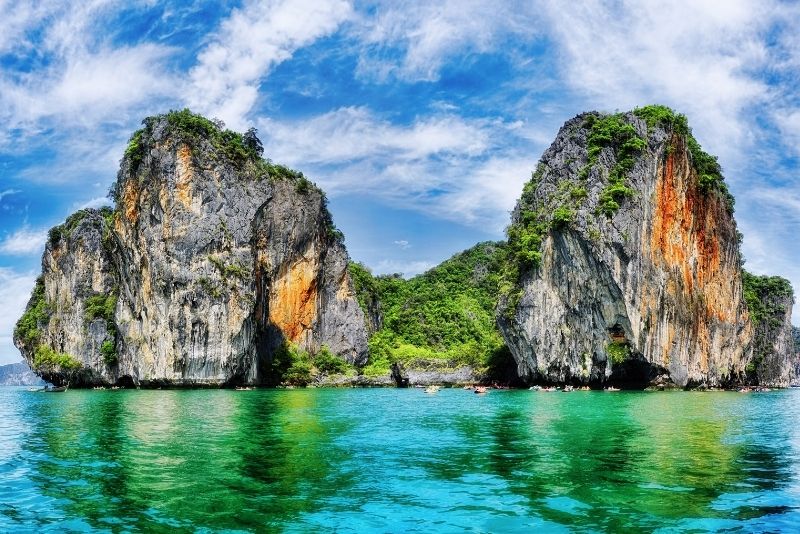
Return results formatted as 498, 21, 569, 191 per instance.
15, 107, 797, 389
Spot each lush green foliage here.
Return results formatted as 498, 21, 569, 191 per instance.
85, 292, 119, 365
84, 293, 118, 324
48, 210, 88, 245
348, 262, 381, 321
14, 277, 49, 347
633, 105, 689, 135
208, 255, 249, 281
313, 346, 352, 375
634, 105, 734, 212
124, 129, 145, 169
111, 109, 313, 203
351, 243, 511, 376
268, 343, 355, 385
607, 341, 630, 364
32, 345, 81, 371
551, 206, 575, 228
506, 210, 547, 270
100, 340, 117, 365
742, 271, 793, 377
584, 113, 644, 216
742, 272, 793, 327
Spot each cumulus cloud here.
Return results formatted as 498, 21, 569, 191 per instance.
372, 259, 435, 278
0, 226, 48, 256
258, 106, 538, 230
77, 196, 113, 210
540, 0, 774, 167
0, 190, 20, 203
188, 0, 353, 130
353, 0, 540, 82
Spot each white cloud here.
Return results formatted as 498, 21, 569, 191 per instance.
261, 106, 490, 163
258, 106, 538, 230
188, 0, 353, 130
372, 259, 435, 278
0, 190, 20, 202
1, 44, 177, 131
354, 0, 540, 82
78, 196, 113, 210
393, 240, 410, 249
540, 0, 774, 167
0, 226, 48, 256
0, 268, 36, 364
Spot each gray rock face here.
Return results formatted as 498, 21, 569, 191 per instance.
498, 112, 753, 387
15, 115, 368, 387
748, 280, 795, 387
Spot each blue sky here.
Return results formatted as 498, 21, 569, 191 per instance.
1, 0, 799, 364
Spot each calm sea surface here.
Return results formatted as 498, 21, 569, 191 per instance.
1, 387, 799, 532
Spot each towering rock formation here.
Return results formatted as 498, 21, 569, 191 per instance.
498, 107, 756, 388
742, 272, 795, 387
15, 110, 368, 387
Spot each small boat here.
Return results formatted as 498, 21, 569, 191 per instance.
44, 386, 67, 393
474, 386, 487, 394
563, 385, 574, 392
424, 385, 440, 394
542, 387, 557, 392
529, 385, 541, 391
235, 386, 254, 391
604, 386, 620, 392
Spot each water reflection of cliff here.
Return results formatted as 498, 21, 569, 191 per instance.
22, 390, 352, 531
454, 391, 799, 530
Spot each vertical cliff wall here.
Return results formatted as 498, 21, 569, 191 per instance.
15, 111, 368, 387
743, 273, 795, 387
498, 107, 753, 387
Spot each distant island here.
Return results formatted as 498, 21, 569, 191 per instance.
0, 361, 46, 386
14, 107, 799, 389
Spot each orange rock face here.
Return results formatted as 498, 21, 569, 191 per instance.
268, 258, 319, 343
646, 136, 747, 374
175, 144, 194, 210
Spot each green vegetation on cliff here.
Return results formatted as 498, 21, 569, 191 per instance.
584, 112, 644, 216
268, 343, 355, 386
633, 105, 734, 211
32, 345, 81, 372
742, 271, 794, 375
14, 277, 49, 348
85, 292, 119, 365
350, 242, 513, 378
742, 272, 793, 326
113, 109, 312, 203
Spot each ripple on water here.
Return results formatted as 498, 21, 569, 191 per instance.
1, 387, 800, 531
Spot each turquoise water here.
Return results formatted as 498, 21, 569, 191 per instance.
1, 387, 799, 532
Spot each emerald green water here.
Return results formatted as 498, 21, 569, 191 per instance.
1, 388, 799, 532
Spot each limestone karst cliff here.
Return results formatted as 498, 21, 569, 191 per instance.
742, 272, 795, 387
15, 107, 796, 389
497, 106, 793, 388
14, 110, 368, 387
